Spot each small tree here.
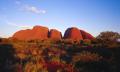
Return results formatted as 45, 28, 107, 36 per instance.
97, 31, 120, 41
96, 31, 120, 48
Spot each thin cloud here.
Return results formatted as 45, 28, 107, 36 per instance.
14, 0, 46, 14
6, 21, 33, 29
15, 0, 21, 5
24, 5, 46, 14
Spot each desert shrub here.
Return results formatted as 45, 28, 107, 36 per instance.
0, 38, 10, 44
75, 60, 113, 72
73, 49, 115, 72
80, 40, 84, 44
73, 51, 102, 62
60, 54, 72, 64
62, 39, 74, 44
24, 61, 48, 72
110, 48, 120, 72
83, 39, 91, 46
73, 51, 114, 72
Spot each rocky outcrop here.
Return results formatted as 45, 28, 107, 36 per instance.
49, 29, 62, 40
31, 26, 49, 40
12, 26, 49, 40
64, 27, 83, 41
80, 30, 94, 40
12, 25, 94, 41
12, 29, 32, 40
64, 27, 94, 41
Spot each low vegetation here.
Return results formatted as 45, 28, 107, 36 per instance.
0, 31, 120, 72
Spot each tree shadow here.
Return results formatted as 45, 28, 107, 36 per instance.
0, 44, 16, 72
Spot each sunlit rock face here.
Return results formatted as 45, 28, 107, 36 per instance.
64, 27, 83, 41
64, 27, 94, 41
49, 29, 62, 40
31, 26, 49, 40
12, 25, 49, 40
12, 25, 94, 41
12, 29, 32, 40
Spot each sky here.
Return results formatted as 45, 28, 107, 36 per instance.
0, 0, 120, 38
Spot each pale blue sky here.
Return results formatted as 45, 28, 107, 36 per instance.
0, 0, 120, 38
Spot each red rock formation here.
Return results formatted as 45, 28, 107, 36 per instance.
64, 27, 83, 41
12, 25, 94, 41
64, 27, 94, 41
12, 29, 32, 40
31, 26, 49, 40
12, 26, 49, 40
80, 30, 94, 40
49, 29, 62, 40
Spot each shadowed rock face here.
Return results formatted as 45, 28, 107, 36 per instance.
64, 27, 83, 41
49, 29, 62, 40
80, 30, 94, 40
12, 25, 94, 41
